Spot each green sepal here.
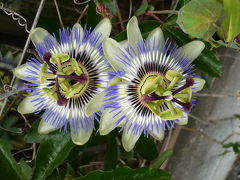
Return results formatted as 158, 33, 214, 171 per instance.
71, 58, 83, 76
160, 108, 183, 120
51, 53, 70, 64
42, 88, 57, 100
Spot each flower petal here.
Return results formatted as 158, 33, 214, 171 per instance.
192, 78, 205, 92
122, 126, 142, 152
177, 112, 188, 125
103, 38, 129, 71
179, 40, 205, 64
71, 127, 93, 145
85, 91, 105, 117
30, 27, 57, 47
93, 18, 112, 44
149, 127, 165, 141
72, 23, 84, 48
13, 63, 39, 84
147, 27, 165, 50
17, 93, 43, 114
38, 119, 56, 134
119, 40, 128, 49
127, 16, 143, 51
99, 109, 126, 135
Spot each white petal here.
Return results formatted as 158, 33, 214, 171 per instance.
192, 78, 205, 92
127, 16, 143, 51
177, 112, 188, 125
103, 38, 129, 71
30, 27, 57, 47
119, 40, 128, 49
93, 18, 112, 44
17, 93, 43, 114
72, 23, 84, 47
13, 63, 39, 84
5, 51, 13, 60
85, 91, 105, 117
99, 109, 126, 135
179, 40, 205, 64
149, 126, 165, 141
147, 27, 165, 50
71, 127, 93, 145
108, 76, 122, 86
38, 119, 56, 134
122, 126, 142, 152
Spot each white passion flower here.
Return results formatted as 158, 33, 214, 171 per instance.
14, 18, 112, 145
101, 16, 206, 152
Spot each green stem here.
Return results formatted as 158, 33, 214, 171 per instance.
150, 149, 173, 169
148, 10, 178, 15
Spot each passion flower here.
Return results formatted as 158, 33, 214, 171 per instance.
14, 18, 111, 145
100, 16, 205, 152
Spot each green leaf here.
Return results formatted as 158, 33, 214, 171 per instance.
135, 136, 158, 161
165, 0, 192, 26
150, 149, 173, 169
217, 0, 240, 42
104, 135, 119, 170
194, 49, 222, 77
175, 0, 192, 10
177, 0, 226, 40
73, 166, 170, 180
223, 142, 240, 154
134, 2, 148, 16
32, 133, 75, 180
19, 159, 33, 180
211, 40, 240, 50
113, 20, 160, 41
162, 26, 223, 77
24, 120, 62, 143
87, 1, 102, 28
98, 0, 118, 16
0, 140, 28, 180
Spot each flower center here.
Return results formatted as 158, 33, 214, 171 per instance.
40, 52, 89, 106
138, 70, 194, 120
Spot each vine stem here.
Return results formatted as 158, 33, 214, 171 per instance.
148, 10, 179, 15
0, 0, 46, 117
54, 0, 64, 28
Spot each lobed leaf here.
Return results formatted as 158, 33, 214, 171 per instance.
177, 0, 226, 40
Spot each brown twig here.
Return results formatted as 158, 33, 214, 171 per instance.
116, 0, 125, 31
54, 0, 64, 27
77, 4, 89, 23
144, 11, 164, 24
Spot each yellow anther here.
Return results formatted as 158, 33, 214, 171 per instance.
71, 58, 83, 76
51, 53, 70, 64
159, 108, 183, 120
165, 70, 183, 90
141, 75, 163, 95
65, 82, 85, 99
